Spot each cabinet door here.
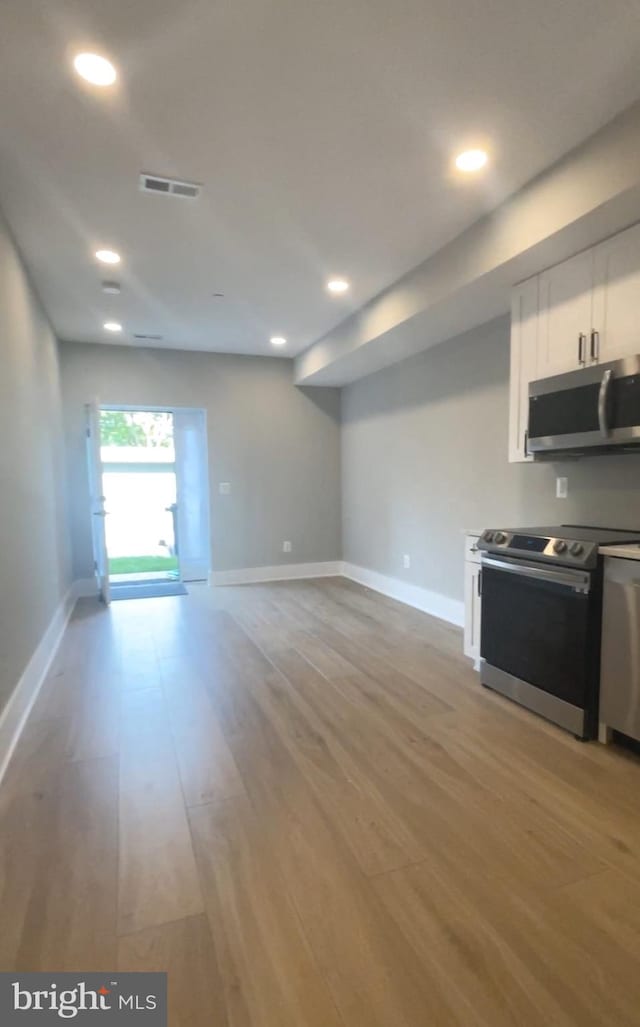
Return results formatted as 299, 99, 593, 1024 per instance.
538, 250, 594, 377
464, 561, 482, 663
508, 277, 538, 463
593, 222, 640, 364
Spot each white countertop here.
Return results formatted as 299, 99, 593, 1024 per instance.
600, 544, 640, 561
464, 528, 484, 537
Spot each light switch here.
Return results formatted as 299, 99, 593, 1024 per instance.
219, 482, 231, 495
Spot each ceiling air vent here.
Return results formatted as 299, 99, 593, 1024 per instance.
139, 173, 201, 199
133, 332, 164, 341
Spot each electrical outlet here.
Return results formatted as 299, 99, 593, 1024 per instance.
219, 481, 231, 495
283, 540, 292, 553
556, 477, 568, 499
403, 554, 411, 569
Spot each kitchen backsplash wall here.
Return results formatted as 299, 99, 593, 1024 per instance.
341, 315, 640, 603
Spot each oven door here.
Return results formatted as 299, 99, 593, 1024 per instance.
480, 555, 593, 713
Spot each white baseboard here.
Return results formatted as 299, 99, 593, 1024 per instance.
0, 583, 78, 787
342, 562, 464, 627
210, 559, 463, 627
211, 560, 344, 587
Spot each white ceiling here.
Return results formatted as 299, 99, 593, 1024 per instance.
1, 0, 640, 358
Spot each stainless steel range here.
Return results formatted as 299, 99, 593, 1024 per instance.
477, 525, 640, 739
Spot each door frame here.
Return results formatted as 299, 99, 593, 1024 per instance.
97, 404, 211, 584
86, 400, 111, 604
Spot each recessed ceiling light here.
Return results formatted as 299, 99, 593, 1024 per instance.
101, 281, 121, 294
327, 278, 350, 294
103, 321, 122, 333
95, 249, 121, 265
455, 149, 488, 172
73, 53, 117, 87
270, 336, 287, 346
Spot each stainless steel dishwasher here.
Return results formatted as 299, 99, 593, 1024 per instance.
600, 557, 640, 741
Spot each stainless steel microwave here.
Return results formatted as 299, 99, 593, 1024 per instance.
528, 354, 640, 457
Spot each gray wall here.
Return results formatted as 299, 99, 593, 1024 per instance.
59, 342, 341, 579
342, 316, 640, 603
0, 211, 70, 716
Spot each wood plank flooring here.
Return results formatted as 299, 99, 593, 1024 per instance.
2, 577, 640, 1024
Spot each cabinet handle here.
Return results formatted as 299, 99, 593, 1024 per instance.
578, 333, 587, 365
477, 569, 483, 596
524, 429, 529, 457
590, 329, 600, 362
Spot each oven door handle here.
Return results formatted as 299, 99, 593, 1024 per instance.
480, 555, 591, 593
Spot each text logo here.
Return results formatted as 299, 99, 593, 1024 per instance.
0, 974, 166, 1025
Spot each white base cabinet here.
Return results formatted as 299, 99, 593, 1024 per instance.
464, 533, 482, 667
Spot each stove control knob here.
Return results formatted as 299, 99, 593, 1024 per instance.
553, 540, 568, 554
494, 531, 507, 545
484, 531, 494, 543
569, 542, 584, 557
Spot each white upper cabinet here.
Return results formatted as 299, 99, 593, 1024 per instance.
508, 220, 640, 463
508, 277, 538, 463
537, 249, 594, 377
592, 222, 640, 363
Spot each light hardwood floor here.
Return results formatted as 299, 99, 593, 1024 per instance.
2, 577, 640, 1025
